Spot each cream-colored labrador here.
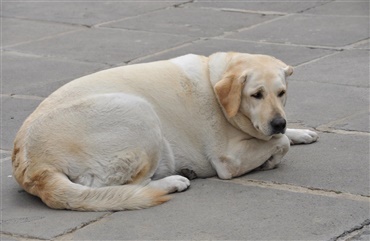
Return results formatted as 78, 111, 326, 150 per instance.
12, 52, 318, 211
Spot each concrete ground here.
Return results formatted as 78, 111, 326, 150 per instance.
1, 0, 369, 240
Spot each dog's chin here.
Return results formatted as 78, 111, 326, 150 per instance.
271, 133, 285, 138
254, 124, 272, 138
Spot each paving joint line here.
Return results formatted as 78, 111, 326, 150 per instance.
342, 37, 370, 50
289, 78, 369, 89
1, 94, 45, 101
222, 13, 293, 38
315, 110, 370, 136
296, 0, 336, 14
197, 6, 286, 16
293, 50, 342, 68
173, 0, 194, 8
315, 128, 370, 136
2, 49, 114, 68
0, 231, 48, 241
218, 36, 344, 51
211, 178, 370, 202
125, 38, 205, 64
296, 12, 370, 18
0, 213, 114, 241
93, 1, 193, 29
0, 15, 91, 30
331, 219, 370, 241
2, 28, 85, 49
53, 212, 114, 241
96, 25, 193, 38
92, 8, 166, 28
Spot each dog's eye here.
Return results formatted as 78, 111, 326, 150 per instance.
251, 92, 263, 99
278, 90, 286, 97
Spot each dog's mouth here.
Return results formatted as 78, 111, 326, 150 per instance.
271, 128, 286, 135
254, 124, 286, 137
270, 131, 286, 139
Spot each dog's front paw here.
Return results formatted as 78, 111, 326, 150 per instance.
286, 129, 319, 145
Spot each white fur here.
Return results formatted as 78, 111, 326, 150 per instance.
148, 175, 190, 193
286, 128, 319, 144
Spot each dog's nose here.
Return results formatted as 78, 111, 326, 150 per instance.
270, 116, 286, 134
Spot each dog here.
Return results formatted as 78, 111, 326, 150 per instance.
12, 52, 318, 211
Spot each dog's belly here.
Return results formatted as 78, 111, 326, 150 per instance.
160, 135, 217, 178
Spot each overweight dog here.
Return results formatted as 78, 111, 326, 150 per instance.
12, 52, 318, 211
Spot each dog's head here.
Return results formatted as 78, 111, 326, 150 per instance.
209, 52, 293, 140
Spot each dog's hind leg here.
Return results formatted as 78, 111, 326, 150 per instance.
148, 139, 191, 193
152, 138, 176, 180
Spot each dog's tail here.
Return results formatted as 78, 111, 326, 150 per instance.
13, 166, 171, 211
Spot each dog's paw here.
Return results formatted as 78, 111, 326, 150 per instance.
167, 175, 190, 192
286, 129, 319, 145
150, 175, 190, 193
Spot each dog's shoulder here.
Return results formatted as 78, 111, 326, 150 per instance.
169, 54, 208, 81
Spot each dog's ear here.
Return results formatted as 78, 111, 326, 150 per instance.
284, 65, 293, 77
214, 74, 245, 118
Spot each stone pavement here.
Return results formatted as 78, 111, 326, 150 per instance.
1, 0, 369, 240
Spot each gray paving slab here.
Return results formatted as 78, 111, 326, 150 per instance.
2, 17, 81, 47
293, 50, 369, 88
103, 7, 277, 38
2, 52, 107, 96
6, 28, 195, 65
192, 0, 330, 13
2, 1, 185, 26
246, 133, 370, 196
1, 159, 109, 240
134, 38, 335, 67
304, 1, 369, 16
285, 80, 369, 128
227, 14, 370, 47
1, 97, 42, 150
68, 179, 369, 240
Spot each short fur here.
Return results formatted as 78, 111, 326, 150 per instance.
12, 52, 318, 211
